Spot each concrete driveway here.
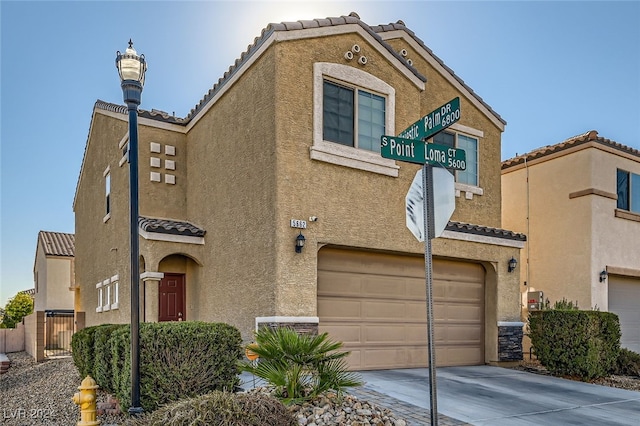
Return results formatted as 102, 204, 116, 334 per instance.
357, 365, 640, 425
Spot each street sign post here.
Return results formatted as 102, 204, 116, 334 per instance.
381, 136, 466, 170
381, 99, 463, 426
398, 97, 461, 141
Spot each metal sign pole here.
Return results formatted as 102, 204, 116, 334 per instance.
423, 163, 438, 425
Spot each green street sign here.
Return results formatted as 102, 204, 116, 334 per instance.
399, 97, 461, 141
380, 135, 466, 170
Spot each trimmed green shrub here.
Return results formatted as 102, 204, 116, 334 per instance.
239, 327, 362, 404
123, 391, 296, 426
113, 321, 243, 412
93, 324, 127, 393
110, 325, 132, 407
529, 309, 620, 380
71, 325, 103, 378
614, 348, 640, 376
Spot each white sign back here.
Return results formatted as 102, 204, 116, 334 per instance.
405, 167, 455, 241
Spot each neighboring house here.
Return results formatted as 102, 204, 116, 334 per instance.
31, 231, 76, 356
74, 13, 525, 370
502, 130, 640, 354
33, 231, 75, 311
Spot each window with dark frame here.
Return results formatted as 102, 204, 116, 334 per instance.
105, 172, 111, 215
432, 130, 478, 186
322, 80, 385, 153
617, 169, 640, 213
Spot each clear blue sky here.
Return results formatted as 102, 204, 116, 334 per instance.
1, 1, 639, 305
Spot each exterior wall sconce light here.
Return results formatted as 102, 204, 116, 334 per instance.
508, 257, 518, 273
599, 269, 608, 283
295, 232, 306, 253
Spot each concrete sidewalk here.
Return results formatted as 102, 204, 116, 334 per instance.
358, 365, 640, 425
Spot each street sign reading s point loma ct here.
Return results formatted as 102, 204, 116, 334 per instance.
380, 136, 466, 170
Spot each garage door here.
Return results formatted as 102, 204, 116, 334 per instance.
318, 247, 484, 370
609, 275, 640, 353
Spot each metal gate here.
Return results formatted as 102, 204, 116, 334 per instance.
45, 310, 74, 358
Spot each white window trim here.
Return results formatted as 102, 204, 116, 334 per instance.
312, 62, 398, 177
96, 282, 103, 313
110, 275, 119, 310
102, 279, 111, 311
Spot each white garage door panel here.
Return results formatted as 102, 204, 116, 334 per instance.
318, 248, 485, 370
609, 276, 640, 354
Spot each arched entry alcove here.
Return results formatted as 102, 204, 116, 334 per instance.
143, 253, 202, 322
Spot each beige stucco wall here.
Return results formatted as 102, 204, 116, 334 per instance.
75, 112, 130, 326
502, 143, 640, 316
182, 45, 279, 337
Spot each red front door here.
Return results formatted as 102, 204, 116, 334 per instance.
159, 273, 185, 322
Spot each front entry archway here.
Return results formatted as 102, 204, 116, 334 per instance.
159, 273, 186, 322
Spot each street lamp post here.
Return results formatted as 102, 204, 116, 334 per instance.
116, 39, 146, 416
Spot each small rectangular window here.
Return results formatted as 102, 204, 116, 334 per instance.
432, 131, 478, 186
617, 169, 629, 210
617, 169, 640, 213
111, 276, 119, 310
105, 172, 111, 215
96, 283, 103, 313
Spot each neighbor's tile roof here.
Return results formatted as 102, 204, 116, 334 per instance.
502, 130, 640, 170
446, 221, 527, 241
139, 217, 206, 237
39, 231, 75, 257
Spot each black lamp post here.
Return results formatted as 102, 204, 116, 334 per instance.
116, 39, 146, 416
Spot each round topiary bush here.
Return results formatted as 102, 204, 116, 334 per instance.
123, 390, 296, 426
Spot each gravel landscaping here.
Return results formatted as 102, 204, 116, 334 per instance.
0, 352, 408, 426
1, 352, 638, 425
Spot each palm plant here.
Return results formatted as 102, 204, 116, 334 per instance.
239, 327, 362, 404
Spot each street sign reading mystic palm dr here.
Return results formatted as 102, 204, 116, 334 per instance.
398, 97, 461, 141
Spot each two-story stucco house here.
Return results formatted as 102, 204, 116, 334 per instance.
74, 13, 526, 370
502, 130, 640, 354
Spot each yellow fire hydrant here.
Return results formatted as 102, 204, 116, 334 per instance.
72, 375, 100, 426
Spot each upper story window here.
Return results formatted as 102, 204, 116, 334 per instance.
312, 63, 398, 177
105, 172, 111, 214
103, 166, 111, 222
432, 130, 479, 186
323, 80, 386, 153
617, 169, 640, 213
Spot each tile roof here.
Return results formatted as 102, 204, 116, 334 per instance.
39, 231, 75, 257
502, 130, 640, 169
182, 12, 426, 122
94, 100, 187, 125
370, 20, 506, 126
446, 221, 527, 241
94, 12, 502, 126
139, 216, 206, 238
